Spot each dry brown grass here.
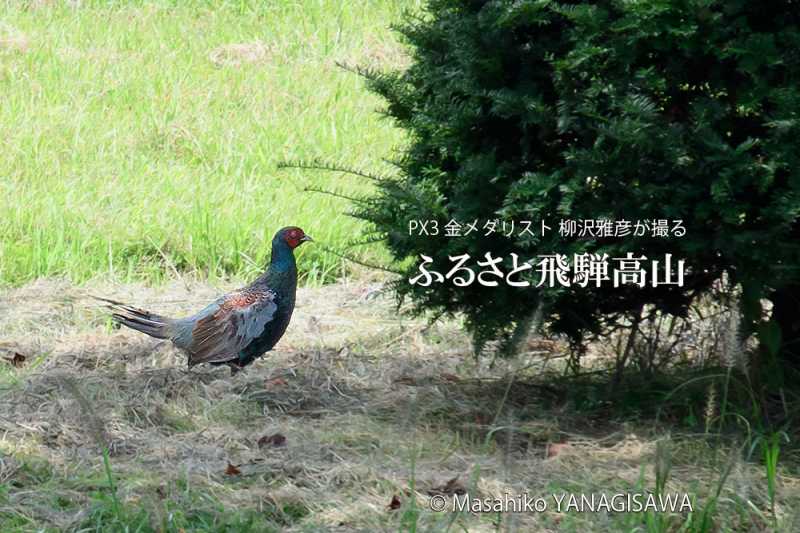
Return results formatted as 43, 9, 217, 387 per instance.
0, 279, 798, 531
208, 41, 271, 68
0, 23, 28, 54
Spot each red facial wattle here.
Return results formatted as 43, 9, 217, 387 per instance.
284, 229, 311, 249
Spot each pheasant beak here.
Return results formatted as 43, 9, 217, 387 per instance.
300, 235, 314, 243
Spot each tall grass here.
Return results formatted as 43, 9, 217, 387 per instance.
0, 0, 412, 287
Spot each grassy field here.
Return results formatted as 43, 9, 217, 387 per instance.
3, 2, 800, 533
1, 0, 411, 287
2, 279, 798, 532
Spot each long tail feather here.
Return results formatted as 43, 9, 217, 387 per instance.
93, 296, 173, 339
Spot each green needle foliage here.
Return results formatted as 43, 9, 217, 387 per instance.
357, 0, 800, 367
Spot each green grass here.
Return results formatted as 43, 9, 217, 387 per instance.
0, 0, 412, 287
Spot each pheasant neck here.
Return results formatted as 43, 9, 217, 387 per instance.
259, 240, 297, 291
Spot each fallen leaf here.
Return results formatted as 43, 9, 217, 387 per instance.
393, 376, 416, 386
4, 352, 25, 367
225, 462, 241, 476
547, 442, 571, 458
474, 413, 491, 425
265, 377, 288, 388
428, 476, 467, 496
440, 373, 460, 382
258, 433, 287, 448
388, 494, 402, 510
527, 339, 558, 351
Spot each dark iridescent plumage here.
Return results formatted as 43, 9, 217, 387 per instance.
100, 227, 311, 371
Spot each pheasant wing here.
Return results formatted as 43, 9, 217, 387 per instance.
186, 288, 278, 366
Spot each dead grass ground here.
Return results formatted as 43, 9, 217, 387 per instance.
1, 279, 799, 531
208, 42, 271, 68
0, 23, 29, 54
